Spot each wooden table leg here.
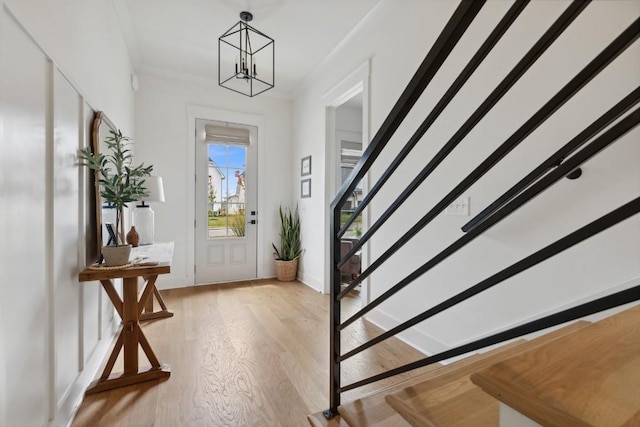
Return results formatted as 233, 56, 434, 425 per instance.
86, 277, 170, 394
123, 276, 139, 374
140, 275, 174, 321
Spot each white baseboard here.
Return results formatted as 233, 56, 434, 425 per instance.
156, 274, 191, 290
53, 317, 119, 427
157, 271, 326, 292
361, 276, 640, 366
297, 271, 323, 293
477, 276, 640, 344
365, 309, 449, 357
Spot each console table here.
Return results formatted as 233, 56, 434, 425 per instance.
130, 243, 175, 321
79, 242, 173, 394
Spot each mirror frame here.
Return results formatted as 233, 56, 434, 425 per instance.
89, 111, 117, 262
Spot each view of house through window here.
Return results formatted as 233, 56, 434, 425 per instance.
207, 143, 247, 238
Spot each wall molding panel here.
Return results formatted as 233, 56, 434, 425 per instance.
0, 5, 122, 427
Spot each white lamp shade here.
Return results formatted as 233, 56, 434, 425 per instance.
142, 176, 165, 202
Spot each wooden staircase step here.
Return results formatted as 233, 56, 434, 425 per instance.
307, 411, 351, 427
471, 305, 640, 427
384, 320, 591, 427
337, 363, 444, 427
337, 337, 533, 426
386, 380, 498, 427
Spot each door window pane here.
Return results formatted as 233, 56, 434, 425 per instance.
207, 143, 247, 238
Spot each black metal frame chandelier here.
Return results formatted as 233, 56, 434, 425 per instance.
218, 11, 275, 97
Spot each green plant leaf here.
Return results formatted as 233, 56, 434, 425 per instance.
273, 204, 302, 260
78, 129, 153, 239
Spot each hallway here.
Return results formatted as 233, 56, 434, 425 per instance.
72, 280, 430, 426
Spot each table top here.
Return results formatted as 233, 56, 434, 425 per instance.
130, 242, 174, 264
79, 242, 174, 282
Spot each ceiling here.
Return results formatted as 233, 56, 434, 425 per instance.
113, 0, 383, 98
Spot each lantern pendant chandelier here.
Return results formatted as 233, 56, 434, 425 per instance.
218, 11, 275, 97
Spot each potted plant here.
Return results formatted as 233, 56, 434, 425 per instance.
272, 205, 302, 281
79, 130, 153, 265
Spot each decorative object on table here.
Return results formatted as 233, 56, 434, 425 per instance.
301, 155, 311, 176
134, 176, 165, 245
219, 11, 275, 97
272, 205, 302, 281
301, 178, 311, 198
79, 129, 153, 266
87, 262, 135, 271
126, 226, 140, 247
104, 222, 118, 246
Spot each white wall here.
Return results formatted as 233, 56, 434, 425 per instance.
292, 0, 640, 354
336, 104, 363, 135
2, 0, 135, 131
0, 1, 135, 425
134, 73, 293, 288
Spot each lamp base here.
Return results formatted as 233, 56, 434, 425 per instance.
134, 205, 155, 245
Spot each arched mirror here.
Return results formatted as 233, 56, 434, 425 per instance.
87, 111, 117, 263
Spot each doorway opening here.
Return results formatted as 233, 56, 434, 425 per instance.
323, 61, 370, 304
335, 93, 364, 298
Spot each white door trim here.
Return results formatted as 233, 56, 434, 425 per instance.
187, 105, 266, 285
322, 60, 371, 303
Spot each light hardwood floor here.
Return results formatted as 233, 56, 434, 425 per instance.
72, 279, 429, 427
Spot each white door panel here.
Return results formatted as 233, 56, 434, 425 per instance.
194, 119, 257, 284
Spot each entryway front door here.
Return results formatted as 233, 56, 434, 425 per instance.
194, 118, 258, 284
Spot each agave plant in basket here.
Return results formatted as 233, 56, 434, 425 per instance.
79, 130, 153, 265
272, 205, 302, 281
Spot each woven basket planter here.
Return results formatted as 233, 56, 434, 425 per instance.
275, 259, 298, 281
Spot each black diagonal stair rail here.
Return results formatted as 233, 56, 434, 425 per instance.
339, 15, 639, 299
461, 86, 640, 233
336, 0, 531, 238
325, 0, 640, 419
327, 0, 486, 416
339, 107, 640, 360
337, 0, 590, 268
342, 278, 640, 392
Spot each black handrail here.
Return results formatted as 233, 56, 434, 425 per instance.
327, 0, 486, 416
336, 0, 531, 238
462, 86, 640, 233
338, 16, 639, 296
337, 0, 590, 267
339, 108, 640, 358
325, 1, 640, 419
340, 108, 640, 330
331, 0, 485, 212
341, 281, 640, 392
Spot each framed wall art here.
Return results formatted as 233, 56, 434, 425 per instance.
301, 178, 311, 198
301, 155, 311, 176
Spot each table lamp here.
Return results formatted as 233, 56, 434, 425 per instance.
135, 176, 165, 245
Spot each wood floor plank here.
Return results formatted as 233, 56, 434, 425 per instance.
71, 279, 427, 426
307, 412, 351, 427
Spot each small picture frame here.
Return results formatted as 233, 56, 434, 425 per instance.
105, 222, 118, 246
301, 155, 312, 176
301, 178, 311, 198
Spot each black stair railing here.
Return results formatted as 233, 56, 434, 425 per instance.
338, 0, 588, 268
336, 0, 531, 239
325, 0, 640, 419
462, 86, 640, 233
339, 10, 639, 297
